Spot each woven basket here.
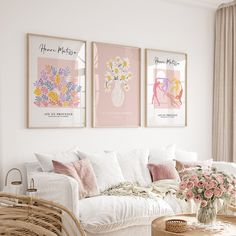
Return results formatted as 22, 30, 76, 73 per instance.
165, 219, 187, 233
0, 192, 86, 236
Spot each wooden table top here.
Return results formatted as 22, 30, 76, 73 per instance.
151, 214, 236, 236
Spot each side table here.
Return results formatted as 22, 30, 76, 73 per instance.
152, 214, 236, 236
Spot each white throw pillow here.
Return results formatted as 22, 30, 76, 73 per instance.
175, 149, 198, 162
35, 151, 78, 172
117, 148, 151, 186
77, 151, 125, 192
149, 144, 176, 164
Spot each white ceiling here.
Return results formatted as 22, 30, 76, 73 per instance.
171, 0, 233, 8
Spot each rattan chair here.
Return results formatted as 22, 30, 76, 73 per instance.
0, 192, 86, 236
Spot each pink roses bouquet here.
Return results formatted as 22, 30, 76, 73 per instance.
176, 167, 236, 208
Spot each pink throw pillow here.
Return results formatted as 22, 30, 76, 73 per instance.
147, 163, 180, 182
52, 159, 99, 199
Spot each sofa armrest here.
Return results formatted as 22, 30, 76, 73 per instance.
212, 161, 236, 176
28, 171, 79, 213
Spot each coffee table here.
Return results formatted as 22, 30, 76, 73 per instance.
151, 214, 236, 236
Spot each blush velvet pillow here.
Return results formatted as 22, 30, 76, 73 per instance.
52, 159, 99, 199
147, 161, 180, 182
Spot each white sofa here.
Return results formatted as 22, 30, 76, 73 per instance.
25, 147, 236, 236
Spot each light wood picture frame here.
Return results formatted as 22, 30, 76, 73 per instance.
27, 34, 86, 128
92, 42, 141, 127
145, 49, 187, 127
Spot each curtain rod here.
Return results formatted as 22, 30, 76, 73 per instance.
218, 0, 236, 9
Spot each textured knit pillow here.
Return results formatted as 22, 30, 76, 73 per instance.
175, 159, 213, 172
52, 159, 99, 198
147, 161, 180, 182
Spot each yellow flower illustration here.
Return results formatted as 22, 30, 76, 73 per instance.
61, 86, 68, 94
120, 75, 126, 80
123, 59, 130, 67
114, 68, 119, 74
34, 87, 41, 96
48, 91, 59, 103
107, 61, 113, 69
104, 57, 132, 93
107, 75, 112, 81
55, 74, 60, 85
63, 101, 69, 107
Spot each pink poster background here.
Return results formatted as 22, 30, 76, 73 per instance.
94, 43, 140, 127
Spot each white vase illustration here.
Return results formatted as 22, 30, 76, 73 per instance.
111, 80, 125, 107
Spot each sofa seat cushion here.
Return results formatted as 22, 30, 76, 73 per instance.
78, 195, 174, 234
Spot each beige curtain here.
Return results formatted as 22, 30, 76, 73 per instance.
213, 1, 236, 162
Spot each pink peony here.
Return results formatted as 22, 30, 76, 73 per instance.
186, 190, 194, 200
214, 187, 222, 197
194, 195, 202, 203
205, 183, 212, 190
187, 181, 194, 189
204, 174, 210, 180
198, 181, 205, 188
201, 200, 208, 208
216, 175, 224, 184
204, 189, 214, 199
220, 185, 226, 193
209, 180, 218, 189
190, 175, 198, 181
194, 180, 199, 187
179, 181, 187, 190
228, 185, 233, 192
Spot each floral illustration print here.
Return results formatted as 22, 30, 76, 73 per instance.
104, 57, 133, 92
33, 64, 81, 108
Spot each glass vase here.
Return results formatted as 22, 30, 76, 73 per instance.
197, 201, 217, 224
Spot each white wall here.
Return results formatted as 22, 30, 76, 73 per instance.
0, 0, 214, 188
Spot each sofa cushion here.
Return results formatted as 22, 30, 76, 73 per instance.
175, 149, 198, 162
76, 151, 125, 192
212, 161, 236, 176
35, 150, 78, 172
78, 195, 174, 234
175, 159, 213, 172
149, 144, 175, 164
117, 149, 151, 186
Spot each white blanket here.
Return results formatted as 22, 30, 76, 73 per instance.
101, 179, 195, 213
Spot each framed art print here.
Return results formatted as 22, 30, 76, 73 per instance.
28, 34, 86, 128
145, 49, 187, 127
92, 42, 141, 127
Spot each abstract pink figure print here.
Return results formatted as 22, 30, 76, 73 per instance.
151, 69, 182, 109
